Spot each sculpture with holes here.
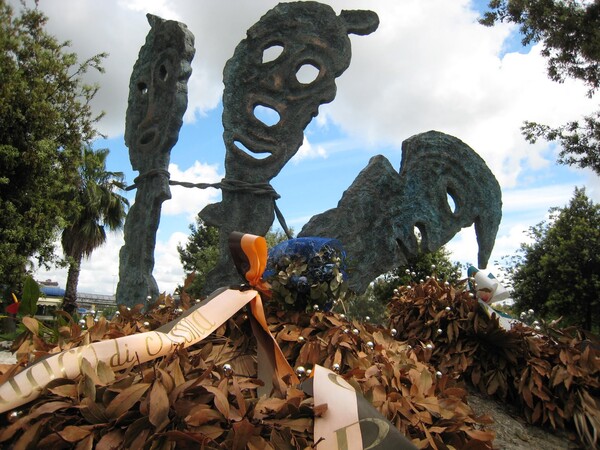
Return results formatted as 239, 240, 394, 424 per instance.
199, 2, 380, 291
116, 15, 195, 306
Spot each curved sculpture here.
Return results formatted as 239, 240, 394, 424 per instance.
200, 2, 379, 290
299, 131, 502, 292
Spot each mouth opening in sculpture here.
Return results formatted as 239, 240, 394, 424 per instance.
233, 139, 272, 161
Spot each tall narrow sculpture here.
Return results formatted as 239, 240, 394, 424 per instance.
116, 15, 195, 306
200, 2, 379, 290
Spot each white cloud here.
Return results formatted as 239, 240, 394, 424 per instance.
162, 161, 223, 219
292, 135, 328, 164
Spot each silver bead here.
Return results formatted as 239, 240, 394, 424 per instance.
426, 276, 431, 280
420, 279, 424, 284
298, 336, 305, 343
306, 368, 312, 377
222, 363, 233, 377
444, 281, 450, 287
158, 304, 165, 309
242, 314, 248, 320
445, 306, 451, 311
7, 410, 22, 423
195, 299, 201, 303
339, 314, 346, 320
436, 371, 442, 379
79, 319, 85, 324
405, 269, 410, 274
115, 311, 121, 315
352, 328, 359, 335
365, 316, 370, 322
411, 272, 416, 277
425, 343, 434, 350
520, 312, 526, 319
313, 304, 319, 311
437, 328, 443, 335
468, 293, 474, 298
343, 328, 349, 334
532, 320, 540, 326
366, 341, 374, 350
534, 325, 541, 331
146, 296, 152, 300
175, 308, 183, 313
390, 328, 398, 337
431, 265, 436, 270
332, 363, 340, 372
407, 345, 412, 350
127, 307, 131, 311
407, 286, 412, 290
528, 309, 535, 315
296, 366, 306, 379
143, 321, 150, 327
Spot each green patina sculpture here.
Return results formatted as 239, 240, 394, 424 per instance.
116, 14, 195, 306
299, 131, 502, 292
200, 1, 379, 291
116, 2, 502, 303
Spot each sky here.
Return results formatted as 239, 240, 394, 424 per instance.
15, 0, 599, 296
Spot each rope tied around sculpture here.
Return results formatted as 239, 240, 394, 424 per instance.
125, 169, 293, 239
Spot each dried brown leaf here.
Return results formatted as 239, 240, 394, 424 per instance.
149, 379, 170, 430
232, 418, 255, 450
105, 382, 150, 420
95, 429, 124, 450
58, 425, 92, 443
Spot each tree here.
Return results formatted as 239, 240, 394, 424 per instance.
509, 187, 600, 331
346, 246, 462, 324
177, 217, 220, 299
480, 0, 600, 174
61, 146, 128, 314
0, 1, 106, 292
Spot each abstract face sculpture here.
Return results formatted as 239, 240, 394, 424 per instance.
125, 14, 195, 172
222, 2, 379, 182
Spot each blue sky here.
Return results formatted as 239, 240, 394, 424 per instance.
18, 0, 598, 295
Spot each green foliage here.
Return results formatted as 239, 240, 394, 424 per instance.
177, 217, 220, 299
480, 0, 600, 174
0, 1, 107, 289
509, 187, 600, 331
61, 146, 128, 313
20, 275, 41, 317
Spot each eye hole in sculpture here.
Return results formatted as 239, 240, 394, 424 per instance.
138, 82, 148, 95
296, 63, 320, 84
262, 44, 284, 63
446, 189, 457, 214
254, 104, 280, 127
159, 64, 168, 81
234, 139, 271, 160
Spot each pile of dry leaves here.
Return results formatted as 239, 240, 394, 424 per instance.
389, 278, 600, 449
0, 277, 597, 449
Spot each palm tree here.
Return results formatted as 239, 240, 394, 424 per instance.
61, 146, 128, 314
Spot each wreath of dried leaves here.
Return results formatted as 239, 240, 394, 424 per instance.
388, 278, 600, 449
0, 282, 501, 450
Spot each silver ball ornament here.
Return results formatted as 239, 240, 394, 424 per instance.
222, 363, 233, 377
